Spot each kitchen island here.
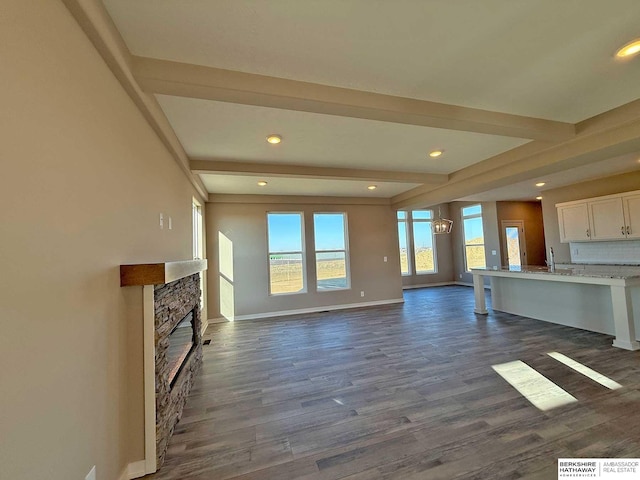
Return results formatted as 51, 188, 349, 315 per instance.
471, 265, 640, 350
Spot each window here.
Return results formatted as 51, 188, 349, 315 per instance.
192, 199, 204, 312
314, 213, 349, 290
397, 211, 410, 275
462, 204, 486, 271
192, 200, 203, 260
412, 210, 436, 274
267, 213, 305, 295
397, 210, 437, 275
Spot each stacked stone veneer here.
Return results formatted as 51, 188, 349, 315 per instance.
154, 273, 203, 468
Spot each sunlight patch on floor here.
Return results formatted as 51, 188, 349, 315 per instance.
492, 360, 578, 411
547, 352, 622, 390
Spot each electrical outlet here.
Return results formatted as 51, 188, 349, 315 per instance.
491, 250, 497, 256
459, 274, 462, 279
360, 291, 365, 297
85, 466, 96, 480
159, 213, 164, 229
383, 256, 387, 262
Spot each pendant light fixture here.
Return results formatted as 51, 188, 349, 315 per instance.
432, 207, 453, 234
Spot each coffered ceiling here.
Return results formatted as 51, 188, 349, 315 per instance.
99, 0, 640, 206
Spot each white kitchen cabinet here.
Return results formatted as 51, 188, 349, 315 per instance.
623, 193, 640, 239
589, 197, 626, 240
558, 203, 590, 242
556, 189, 640, 243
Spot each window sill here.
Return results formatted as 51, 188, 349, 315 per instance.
269, 290, 307, 297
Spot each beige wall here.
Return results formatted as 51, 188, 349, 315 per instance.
400, 203, 455, 287
496, 201, 546, 266
207, 200, 403, 319
0, 1, 204, 478
541, 170, 640, 263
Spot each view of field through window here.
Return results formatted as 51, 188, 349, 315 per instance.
398, 210, 436, 275
412, 211, 435, 274
463, 205, 486, 270
314, 213, 348, 290
267, 213, 305, 294
267, 212, 349, 294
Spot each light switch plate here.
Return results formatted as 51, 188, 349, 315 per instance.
85, 466, 96, 480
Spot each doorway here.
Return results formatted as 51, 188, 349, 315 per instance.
501, 220, 527, 269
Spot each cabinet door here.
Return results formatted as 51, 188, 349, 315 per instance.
558, 203, 590, 242
623, 193, 640, 239
589, 197, 626, 240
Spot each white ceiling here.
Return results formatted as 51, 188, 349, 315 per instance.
102, 0, 640, 204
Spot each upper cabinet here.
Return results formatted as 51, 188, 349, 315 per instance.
589, 197, 626, 240
557, 190, 640, 243
623, 193, 640, 239
558, 203, 590, 242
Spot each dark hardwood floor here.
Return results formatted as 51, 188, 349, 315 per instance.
147, 286, 640, 479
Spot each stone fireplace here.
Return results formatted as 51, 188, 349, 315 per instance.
121, 260, 207, 475
154, 273, 202, 467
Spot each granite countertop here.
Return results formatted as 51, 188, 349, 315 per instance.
472, 265, 640, 280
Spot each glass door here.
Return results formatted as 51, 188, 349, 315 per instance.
502, 221, 527, 270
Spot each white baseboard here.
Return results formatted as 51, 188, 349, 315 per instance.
117, 460, 146, 480
403, 281, 456, 290
128, 460, 147, 479
455, 281, 490, 289
232, 298, 405, 321
207, 317, 228, 324
200, 317, 209, 335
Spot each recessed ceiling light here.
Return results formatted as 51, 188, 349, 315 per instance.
257, 181, 268, 186
535, 182, 546, 187
429, 150, 444, 158
266, 134, 282, 144
536, 196, 543, 200
367, 185, 377, 190
616, 39, 640, 58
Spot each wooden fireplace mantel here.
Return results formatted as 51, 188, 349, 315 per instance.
120, 259, 208, 287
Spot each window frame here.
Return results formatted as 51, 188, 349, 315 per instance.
411, 210, 437, 275
192, 199, 203, 260
461, 204, 486, 272
313, 212, 351, 292
266, 212, 307, 296
397, 211, 411, 276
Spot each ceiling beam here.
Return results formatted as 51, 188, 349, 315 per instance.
190, 159, 448, 184
133, 56, 575, 142
392, 102, 640, 209
208, 194, 391, 206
